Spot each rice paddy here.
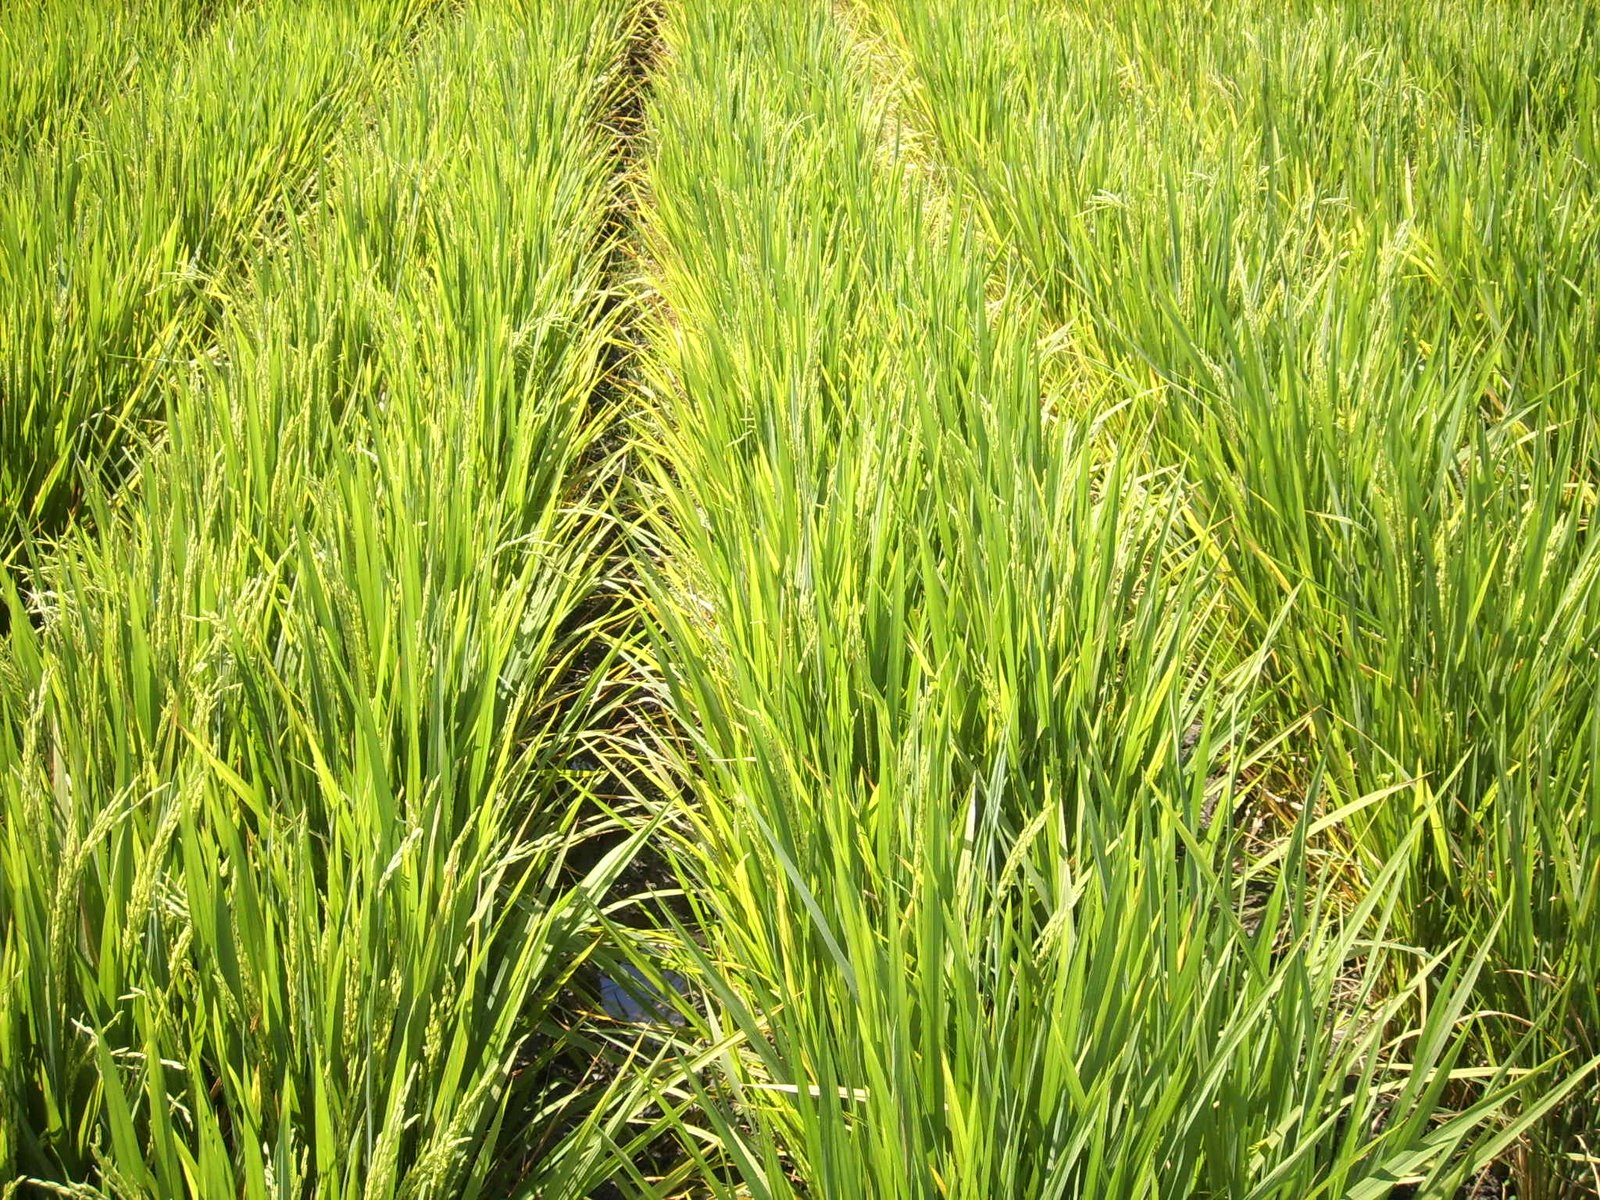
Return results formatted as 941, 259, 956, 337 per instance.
1, 0, 1596, 1196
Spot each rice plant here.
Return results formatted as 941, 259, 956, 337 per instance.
0, 0, 232, 168
0, 0, 447, 563
628, 0, 1575, 1193
4, 0, 1595, 1194
0, 0, 662, 1193
870, 0, 1600, 1190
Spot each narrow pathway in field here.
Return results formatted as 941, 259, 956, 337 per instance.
0, 2, 675, 1194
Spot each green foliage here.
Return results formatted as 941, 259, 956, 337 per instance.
872, 0, 1600, 1190
3, 0, 1595, 1194
0, 1, 662, 1194
631, 0, 1589, 1193
0, 0, 446, 560
0, 0, 230, 167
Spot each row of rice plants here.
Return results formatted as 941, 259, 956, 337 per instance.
0, 1, 662, 1194
867, 0, 1600, 1191
630, 0, 1570, 1194
0, 0, 448, 562
0, 0, 234, 165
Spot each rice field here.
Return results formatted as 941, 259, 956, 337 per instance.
0, 0, 1595, 1196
